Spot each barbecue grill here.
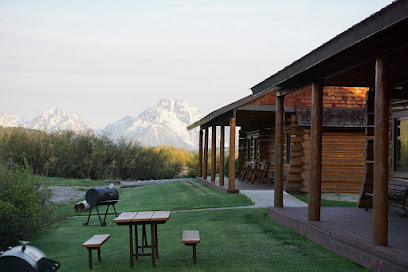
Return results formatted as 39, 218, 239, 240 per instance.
0, 241, 60, 272
83, 185, 119, 226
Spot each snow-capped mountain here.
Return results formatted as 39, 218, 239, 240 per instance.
102, 99, 203, 149
0, 99, 211, 149
24, 108, 92, 134
0, 113, 20, 127
0, 109, 92, 134
101, 115, 135, 140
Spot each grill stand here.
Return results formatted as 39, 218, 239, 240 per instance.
83, 201, 118, 226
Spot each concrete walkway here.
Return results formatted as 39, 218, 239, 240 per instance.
239, 190, 308, 208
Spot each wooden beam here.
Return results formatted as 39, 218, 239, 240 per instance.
275, 95, 285, 207
198, 129, 203, 177
211, 126, 216, 182
373, 56, 389, 246
228, 117, 236, 192
219, 126, 225, 186
203, 128, 208, 180
308, 82, 323, 221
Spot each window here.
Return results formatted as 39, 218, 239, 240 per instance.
253, 136, 258, 161
246, 134, 259, 162
394, 118, 408, 172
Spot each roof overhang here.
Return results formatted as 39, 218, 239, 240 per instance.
251, 1, 408, 96
187, 95, 253, 130
187, 90, 295, 130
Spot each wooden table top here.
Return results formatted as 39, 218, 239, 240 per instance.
113, 211, 171, 224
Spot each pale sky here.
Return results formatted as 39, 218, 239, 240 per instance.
0, 0, 392, 129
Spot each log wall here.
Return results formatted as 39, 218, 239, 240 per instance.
301, 131, 366, 193
286, 115, 304, 191
286, 116, 367, 193
238, 115, 366, 193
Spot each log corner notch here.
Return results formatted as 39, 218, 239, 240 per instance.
372, 56, 390, 246
308, 81, 323, 221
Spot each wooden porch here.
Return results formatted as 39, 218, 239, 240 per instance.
268, 206, 408, 271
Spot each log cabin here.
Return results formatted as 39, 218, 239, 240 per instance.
188, 86, 369, 194
189, 0, 408, 253
248, 0, 408, 249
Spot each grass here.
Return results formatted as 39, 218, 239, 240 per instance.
38, 176, 106, 186
289, 192, 357, 207
47, 180, 255, 223
115, 180, 254, 212
30, 180, 367, 272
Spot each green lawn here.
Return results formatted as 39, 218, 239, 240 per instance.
48, 180, 254, 221
39, 176, 106, 186
115, 180, 254, 212
31, 181, 367, 272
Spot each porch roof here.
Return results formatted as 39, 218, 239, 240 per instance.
187, 92, 297, 130
187, 87, 367, 130
251, 1, 408, 96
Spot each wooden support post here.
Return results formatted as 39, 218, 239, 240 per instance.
211, 126, 216, 182
275, 95, 285, 207
203, 128, 208, 180
228, 116, 236, 192
219, 126, 225, 186
373, 56, 389, 246
198, 129, 203, 177
308, 82, 323, 221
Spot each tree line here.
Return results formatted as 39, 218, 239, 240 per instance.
0, 127, 199, 180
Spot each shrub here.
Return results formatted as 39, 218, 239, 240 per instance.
0, 160, 50, 247
225, 155, 238, 177
185, 152, 199, 177
0, 127, 190, 181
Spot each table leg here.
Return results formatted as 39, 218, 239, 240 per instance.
155, 224, 159, 258
129, 225, 133, 268
151, 224, 156, 268
143, 224, 148, 246
141, 225, 145, 254
98, 247, 101, 261
193, 244, 197, 265
135, 225, 138, 259
88, 248, 92, 270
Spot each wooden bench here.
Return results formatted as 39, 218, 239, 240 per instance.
365, 180, 408, 211
82, 234, 110, 270
182, 230, 200, 265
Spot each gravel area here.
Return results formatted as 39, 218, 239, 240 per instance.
47, 186, 89, 204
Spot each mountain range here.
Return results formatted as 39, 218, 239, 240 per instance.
0, 108, 93, 134
0, 99, 204, 150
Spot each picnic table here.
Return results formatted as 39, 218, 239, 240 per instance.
113, 211, 171, 268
